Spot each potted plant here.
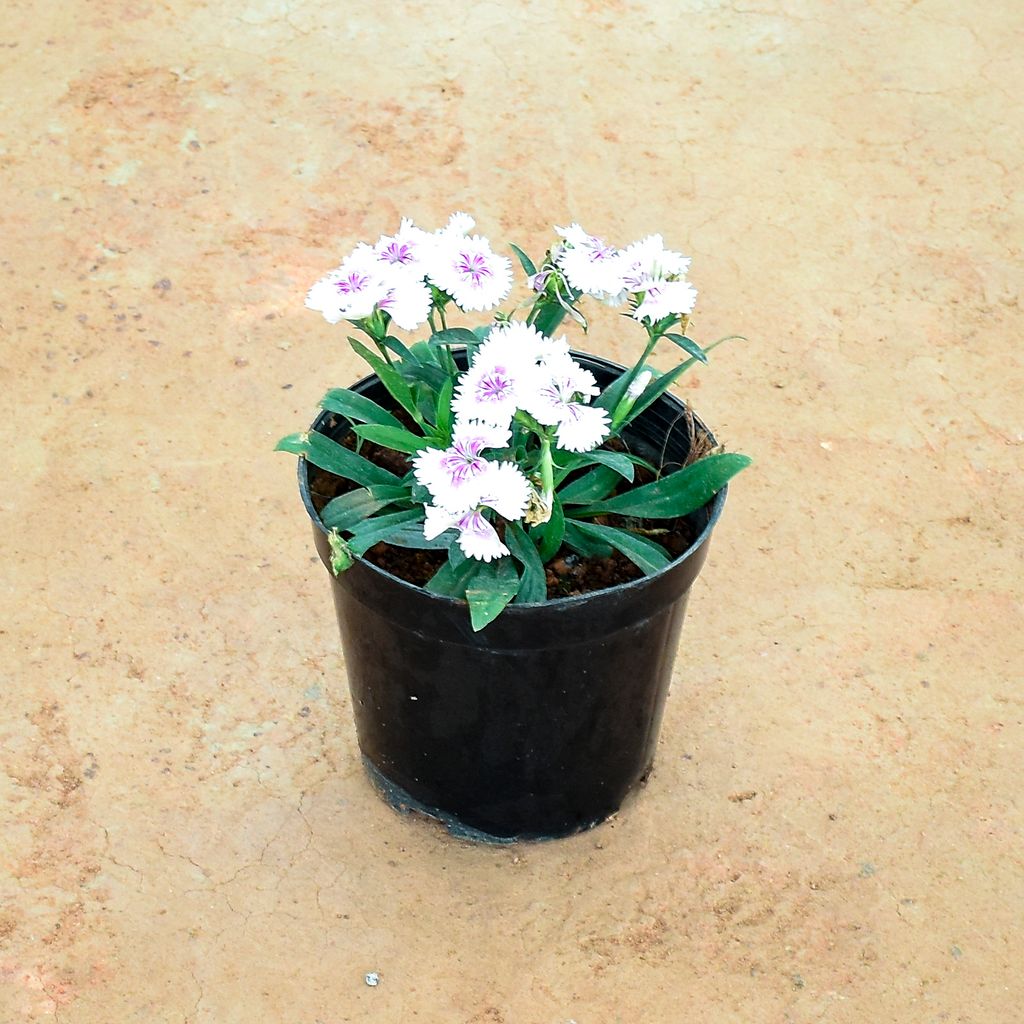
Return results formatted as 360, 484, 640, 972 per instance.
278, 214, 749, 842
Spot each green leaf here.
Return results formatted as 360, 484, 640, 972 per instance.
327, 530, 354, 574
385, 526, 457, 550
556, 450, 640, 485
508, 242, 537, 277
577, 452, 752, 519
381, 334, 418, 363
567, 520, 671, 575
562, 521, 614, 559
435, 376, 454, 441
530, 300, 567, 338
425, 546, 484, 597
559, 465, 622, 505
321, 485, 407, 531
531, 496, 565, 562
594, 366, 637, 413
624, 335, 744, 426
347, 508, 426, 555
663, 333, 708, 364
349, 338, 424, 426
427, 327, 479, 347
319, 389, 403, 430
465, 557, 521, 631
504, 523, 547, 603
352, 424, 437, 455
275, 431, 402, 487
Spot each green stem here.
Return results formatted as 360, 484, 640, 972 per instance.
539, 433, 554, 509
610, 331, 660, 429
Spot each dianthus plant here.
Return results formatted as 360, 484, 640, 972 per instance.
278, 213, 749, 630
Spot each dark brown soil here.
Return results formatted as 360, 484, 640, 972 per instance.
307, 419, 697, 600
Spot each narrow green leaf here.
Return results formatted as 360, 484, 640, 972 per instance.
505, 523, 547, 603
663, 333, 708, 364
319, 389, 403, 430
559, 465, 621, 505
347, 508, 426, 555
558, 450, 637, 484
595, 366, 636, 413
425, 546, 483, 597
381, 335, 418, 363
327, 530, 354, 574
567, 520, 671, 575
352, 424, 437, 455
563, 521, 614, 559
321, 486, 405, 531
349, 338, 424, 426
385, 526, 456, 550
435, 376, 454, 441
427, 327, 479, 347
532, 496, 565, 562
508, 242, 537, 277
530, 300, 567, 337
275, 432, 401, 487
624, 335, 742, 426
466, 557, 521, 632
577, 452, 752, 519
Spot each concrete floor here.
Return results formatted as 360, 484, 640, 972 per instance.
2, 1, 1021, 1020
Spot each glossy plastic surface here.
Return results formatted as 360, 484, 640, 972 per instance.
298, 352, 727, 841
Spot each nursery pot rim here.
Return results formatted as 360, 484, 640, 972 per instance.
296, 349, 728, 612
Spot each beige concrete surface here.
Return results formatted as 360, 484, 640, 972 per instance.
2, 1, 1021, 1020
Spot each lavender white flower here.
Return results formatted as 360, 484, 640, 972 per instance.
427, 233, 513, 312
618, 234, 691, 290
632, 279, 698, 322
412, 423, 511, 511
305, 244, 390, 324
373, 217, 436, 278
422, 461, 532, 561
554, 223, 625, 299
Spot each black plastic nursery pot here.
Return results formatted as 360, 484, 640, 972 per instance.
297, 352, 728, 842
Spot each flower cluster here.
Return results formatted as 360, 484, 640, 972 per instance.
552, 223, 697, 322
282, 212, 748, 628
413, 322, 610, 561
305, 213, 513, 329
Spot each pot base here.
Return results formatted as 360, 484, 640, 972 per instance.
362, 755, 642, 845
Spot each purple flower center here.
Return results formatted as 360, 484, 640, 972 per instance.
379, 242, 415, 265
336, 272, 371, 295
585, 238, 616, 263
476, 367, 514, 403
440, 438, 488, 486
458, 509, 492, 538
456, 250, 493, 287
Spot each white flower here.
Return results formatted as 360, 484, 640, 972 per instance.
522, 354, 600, 426
473, 460, 532, 520
412, 424, 511, 511
305, 244, 390, 323
439, 211, 475, 237
632, 279, 698, 323
520, 352, 609, 453
376, 274, 432, 330
479, 320, 571, 368
454, 509, 508, 561
553, 403, 611, 453
554, 223, 625, 298
618, 234, 691, 291
452, 343, 538, 427
427, 234, 512, 312
626, 368, 654, 399
373, 218, 435, 278
421, 461, 532, 562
